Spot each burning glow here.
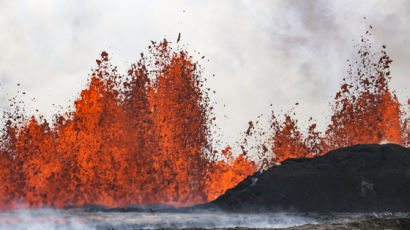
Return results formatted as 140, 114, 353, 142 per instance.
0, 30, 408, 210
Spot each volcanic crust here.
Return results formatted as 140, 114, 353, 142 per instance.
157, 217, 410, 230
201, 144, 410, 212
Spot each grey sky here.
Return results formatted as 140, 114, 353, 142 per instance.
0, 0, 409, 149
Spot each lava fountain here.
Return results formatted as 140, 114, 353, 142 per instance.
0, 29, 408, 210
0, 40, 256, 210
243, 29, 409, 169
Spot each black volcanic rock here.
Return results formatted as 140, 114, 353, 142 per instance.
205, 144, 410, 212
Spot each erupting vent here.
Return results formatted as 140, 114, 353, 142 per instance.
0, 31, 408, 210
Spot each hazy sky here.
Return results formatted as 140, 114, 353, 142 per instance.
0, 0, 409, 147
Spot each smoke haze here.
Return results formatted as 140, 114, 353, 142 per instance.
0, 208, 317, 230
0, 0, 409, 147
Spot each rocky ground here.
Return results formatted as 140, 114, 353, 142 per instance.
158, 217, 410, 230
201, 144, 410, 212
283, 217, 410, 230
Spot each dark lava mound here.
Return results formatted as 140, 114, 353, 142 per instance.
205, 144, 410, 212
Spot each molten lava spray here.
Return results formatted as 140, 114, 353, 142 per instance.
244, 30, 409, 169
0, 30, 408, 210
0, 40, 255, 209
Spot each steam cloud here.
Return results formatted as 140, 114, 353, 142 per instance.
0, 0, 409, 145
0, 208, 319, 230
1, 208, 409, 230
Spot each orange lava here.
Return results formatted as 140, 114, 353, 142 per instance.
249, 31, 409, 167
0, 40, 255, 210
0, 30, 408, 210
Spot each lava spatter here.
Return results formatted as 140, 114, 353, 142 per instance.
0, 40, 255, 209
244, 29, 408, 168
0, 30, 408, 210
